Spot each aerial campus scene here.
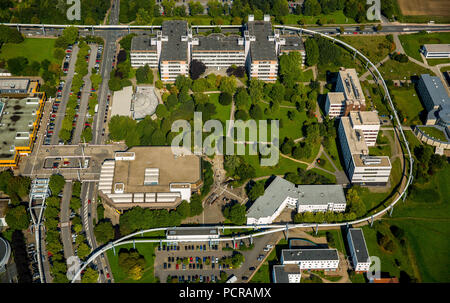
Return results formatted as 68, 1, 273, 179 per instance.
0, 0, 449, 291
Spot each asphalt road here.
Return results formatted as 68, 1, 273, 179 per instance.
51, 44, 79, 145
73, 44, 98, 145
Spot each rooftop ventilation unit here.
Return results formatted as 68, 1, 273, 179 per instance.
362, 156, 382, 165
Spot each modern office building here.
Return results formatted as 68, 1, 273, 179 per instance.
0, 80, 46, 168
0, 78, 39, 97
325, 68, 366, 117
98, 146, 202, 209
130, 16, 305, 82
246, 176, 346, 225
417, 74, 450, 127
280, 248, 340, 270
348, 111, 380, 147
272, 264, 302, 283
421, 44, 450, 59
347, 228, 371, 272
338, 114, 391, 185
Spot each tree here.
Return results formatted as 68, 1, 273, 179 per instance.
219, 76, 236, 95
249, 104, 263, 120
81, 127, 93, 143
81, 268, 98, 283
94, 221, 115, 244
189, 194, 203, 216
305, 38, 319, 66
49, 174, 65, 196
61, 26, 79, 45
189, 1, 204, 16
190, 60, 206, 80
5, 206, 30, 230
136, 64, 154, 84
247, 182, 265, 201
219, 92, 232, 106
234, 88, 251, 110
346, 187, 365, 217
7, 57, 28, 75
303, 0, 322, 16
118, 249, 146, 280
223, 203, 246, 225
77, 242, 91, 260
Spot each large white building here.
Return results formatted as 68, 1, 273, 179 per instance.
421, 44, 450, 59
246, 177, 346, 225
272, 265, 302, 283
325, 68, 366, 118
130, 16, 305, 83
166, 227, 220, 242
347, 228, 371, 272
338, 113, 391, 185
280, 248, 340, 270
98, 147, 202, 209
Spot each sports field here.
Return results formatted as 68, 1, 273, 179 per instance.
397, 0, 450, 16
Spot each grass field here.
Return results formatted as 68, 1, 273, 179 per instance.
425, 58, 450, 66
317, 156, 335, 173
0, 38, 59, 64
323, 137, 344, 171
379, 59, 434, 81
281, 10, 356, 25
418, 126, 448, 141
389, 86, 425, 125
398, 32, 450, 61
207, 93, 232, 125
242, 153, 308, 179
106, 243, 158, 283
340, 35, 393, 64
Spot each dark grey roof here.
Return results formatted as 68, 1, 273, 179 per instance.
280, 35, 305, 52
161, 20, 188, 61
246, 176, 346, 220
272, 265, 301, 283
131, 35, 157, 52
247, 20, 277, 61
281, 248, 339, 262
419, 74, 450, 125
194, 34, 244, 52
348, 228, 370, 263
166, 227, 219, 236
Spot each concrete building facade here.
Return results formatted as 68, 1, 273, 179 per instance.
280, 248, 340, 270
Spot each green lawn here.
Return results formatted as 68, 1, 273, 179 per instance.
398, 32, 450, 61
418, 126, 448, 142
106, 243, 158, 283
379, 59, 434, 81
316, 156, 336, 173
281, 10, 356, 25
242, 153, 307, 179
298, 69, 314, 82
207, 92, 232, 125
309, 167, 337, 184
340, 35, 392, 63
0, 38, 59, 64
426, 58, 450, 66
369, 144, 392, 157
323, 137, 345, 171
389, 86, 425, 125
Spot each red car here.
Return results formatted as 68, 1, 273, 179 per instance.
176, 264, 179, 270
51, 114, 56, 118
106, 273, 110, 279
88, 199, 91, 204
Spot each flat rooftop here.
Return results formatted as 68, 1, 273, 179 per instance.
280, 35, 305, 52
247, 20, 277, 61
327, 92, 346, 104
348, 228, 370, 263
131, 35, 157, 52
281, 248, 339, 262
0, 97, 41, 160
113, 146, 201, 194
419, 74, 450, 124
337, 68, 365, 102
423, 44, 450, 53
349, 111, 380, 126
340, 117, 369, 155
0, 78, 30, 92
194, 34, 244, 52
161, 20, 189, 62
272, 265, 301, 283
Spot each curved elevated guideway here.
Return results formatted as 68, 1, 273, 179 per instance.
71, 26, 414, 282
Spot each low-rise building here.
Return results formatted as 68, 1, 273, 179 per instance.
325, 68, 366, 118
339, 113, 391, 185
246, 176, 346, 225
0, 82, 46, 168
347, 228, 371, 272
280, 248, 340, 270
417, 74, 450, 128
0, 78, 39, 97
272, 264, 302, 283
98, 146, 202, 209
421, 44, 450, 59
